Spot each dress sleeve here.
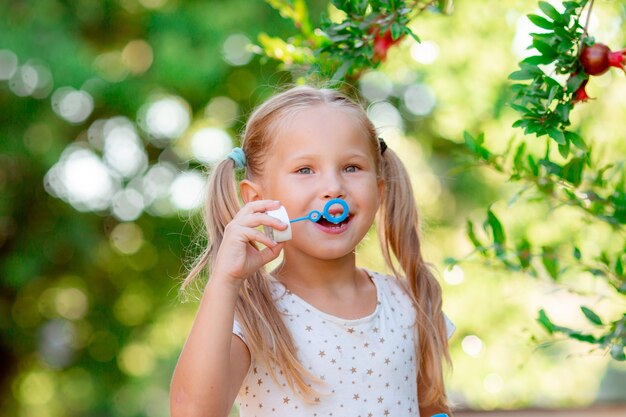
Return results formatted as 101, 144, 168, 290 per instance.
233, 319, 247, 344
443, 313, 455, 339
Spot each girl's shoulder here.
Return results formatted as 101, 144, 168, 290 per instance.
366, 269, 456, 338
364, 269, 416, 309
365, 269, 412, 298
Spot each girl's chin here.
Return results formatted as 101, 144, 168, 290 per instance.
284, 237, 359, 261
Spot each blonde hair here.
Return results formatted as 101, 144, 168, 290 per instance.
182, 85, 451, 408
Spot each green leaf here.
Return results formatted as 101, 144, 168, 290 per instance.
547, 85, 560, 103
390, 22, 403, 41
467, 220, 486, 253
568, 332, 597, 343
513, 142, 526, 172
547, 127, 566, 145
517, 238, 532, 269
403, 27, 420, 43
510, 103, 530, 114
544, 75, 561, 89
556, 39, 573, 54
485, 209, 506, 253
564, 131, 587, 151
599, 252, 611, 266
573, 246, 582, 260
554, 26, 574, 40
542, 246, 559, 279
528, 14, 553, 30
532, 39, 557, 58
537, 309, 555, 334
437, 0, 454, 14
464, 131, 476, 151
526, 122, 546, 136
580, 306, 603, 326
531, 32, 556, 42
508, 69, 536, 81
555, 103, 571, 124
567, 72, 586, 93
563, 157, 584, 186
558, 141, 570, 159
331, 59, 353, 81
615, 255, 624, 276
361, 44, 374, 60
336, 0, 368, 15
539, 159, 562, 177
520, 62, 545, 75
538, 1, 562, 22
528, 154, 539, 176
522, 54, 556, 65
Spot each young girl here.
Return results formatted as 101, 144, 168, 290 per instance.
170, 86, 454, 417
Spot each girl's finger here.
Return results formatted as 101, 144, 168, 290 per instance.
238, 199, 281, 216
238, 212, 288, 231
241, 227, 278, 249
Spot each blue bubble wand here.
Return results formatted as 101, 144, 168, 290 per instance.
289, 198, 349, 224
265, 198, 350, 242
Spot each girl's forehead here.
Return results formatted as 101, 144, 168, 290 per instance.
273, 105, 370, 146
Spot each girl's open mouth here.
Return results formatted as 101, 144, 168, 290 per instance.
314, 214, 351, 234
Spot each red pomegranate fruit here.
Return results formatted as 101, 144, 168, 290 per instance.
572, 78, 591, 103
580, 43, 626, 76
371, 28, 404, 62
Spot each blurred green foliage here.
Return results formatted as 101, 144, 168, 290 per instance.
509, 0, 592, 149
462, 0, 625, 362
0, 1, 297, 415
259, 0, 625, 361
259, 0, 453, 81
1, 1, 625, 416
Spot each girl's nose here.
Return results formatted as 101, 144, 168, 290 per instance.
323, 190, 344, 199
322, 172, 345, 200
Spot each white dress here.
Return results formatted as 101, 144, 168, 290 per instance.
233, 270, 455, 417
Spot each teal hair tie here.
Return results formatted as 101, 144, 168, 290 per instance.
227, 147, 246, 169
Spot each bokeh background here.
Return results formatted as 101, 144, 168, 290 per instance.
1, 0, 625, 416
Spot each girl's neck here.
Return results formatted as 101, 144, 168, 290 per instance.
272, 251, 360, 293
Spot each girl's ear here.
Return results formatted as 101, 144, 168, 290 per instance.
240, 179, 264, 203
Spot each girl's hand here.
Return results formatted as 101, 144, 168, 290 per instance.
212, 200, 287, 285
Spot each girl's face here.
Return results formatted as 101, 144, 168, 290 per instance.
255, 104, 382, 261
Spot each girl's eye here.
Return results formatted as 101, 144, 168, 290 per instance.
297, 167, 312, 174
345, 165, 359, 173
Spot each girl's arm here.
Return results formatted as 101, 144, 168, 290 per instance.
170, 278, 250, 417
170, 200, 287, 417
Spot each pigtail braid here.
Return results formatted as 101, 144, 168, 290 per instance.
376, 148, 451, 409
